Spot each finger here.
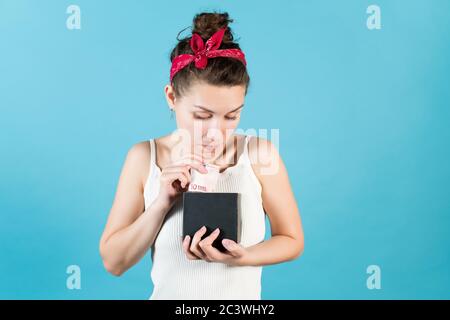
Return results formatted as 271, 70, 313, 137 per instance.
200, 228, 221, 246
173, 154, 204, 165
164, 165, 191, 177
221, 239, 244, 257
166, 153, 205, 169
202, 245, 228, 262
182, 161, 208, 175
163, 167, 191, 187
177, 153, 205, 164
182, 235, 199, 260
171, 165, 194, 184
199, 228, 225, 261
162, 172, 188, 189
166, 172, 188, 187
175, 172, 189, 189
190, 226, 208, 259
174, 159, 208, 174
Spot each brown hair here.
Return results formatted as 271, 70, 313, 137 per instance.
170, 12, 250, 97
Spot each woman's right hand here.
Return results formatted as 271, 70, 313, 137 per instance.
155, 154, 208, 209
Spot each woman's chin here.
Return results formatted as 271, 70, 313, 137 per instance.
201, 150, 215, 157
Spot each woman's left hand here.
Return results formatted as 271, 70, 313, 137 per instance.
182, 226, 248, 266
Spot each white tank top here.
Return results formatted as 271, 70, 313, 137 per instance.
144, 134, 266, 300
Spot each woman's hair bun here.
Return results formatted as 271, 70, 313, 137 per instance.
170, 11, 249, 97
192, 12, 234, 42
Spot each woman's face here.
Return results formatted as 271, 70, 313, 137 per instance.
165, 81, 246, 160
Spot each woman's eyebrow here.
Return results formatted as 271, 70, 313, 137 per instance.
193, 104, 244, 114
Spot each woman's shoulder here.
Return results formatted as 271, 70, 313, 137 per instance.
126, 135, 172, 188
126, 140, 151, 162
122, 140, 151, 191
126, 134, 169, 160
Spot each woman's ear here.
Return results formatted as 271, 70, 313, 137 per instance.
164, 84, 176, 110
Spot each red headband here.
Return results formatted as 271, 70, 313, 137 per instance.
170, 27, 247, 82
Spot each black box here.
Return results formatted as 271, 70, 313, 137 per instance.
182, 192, 240, 252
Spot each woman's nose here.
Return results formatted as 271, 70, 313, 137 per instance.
205, 126, 222, 144
205, 118, 222, 133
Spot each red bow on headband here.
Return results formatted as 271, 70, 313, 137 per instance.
170, 27, 247, 82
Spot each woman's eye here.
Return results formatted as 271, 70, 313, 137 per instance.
193, 114, 239, 120
193, 114, 211, 120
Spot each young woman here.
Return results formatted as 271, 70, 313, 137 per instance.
99, 12, 304, 300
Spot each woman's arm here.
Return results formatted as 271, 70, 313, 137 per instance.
243, 136, 304, 266
99, 142, 172, 276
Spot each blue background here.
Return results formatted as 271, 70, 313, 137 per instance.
1, 0, 449, 299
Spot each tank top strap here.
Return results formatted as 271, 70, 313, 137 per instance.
149, 139, 156, 165
239, 134, 252, 165
148, 139, 159, 176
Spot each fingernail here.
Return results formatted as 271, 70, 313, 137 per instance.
201, 226, 206, 231
213, 228, 220, 233
184, 235, 190, 241
222, 239, 231, 246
